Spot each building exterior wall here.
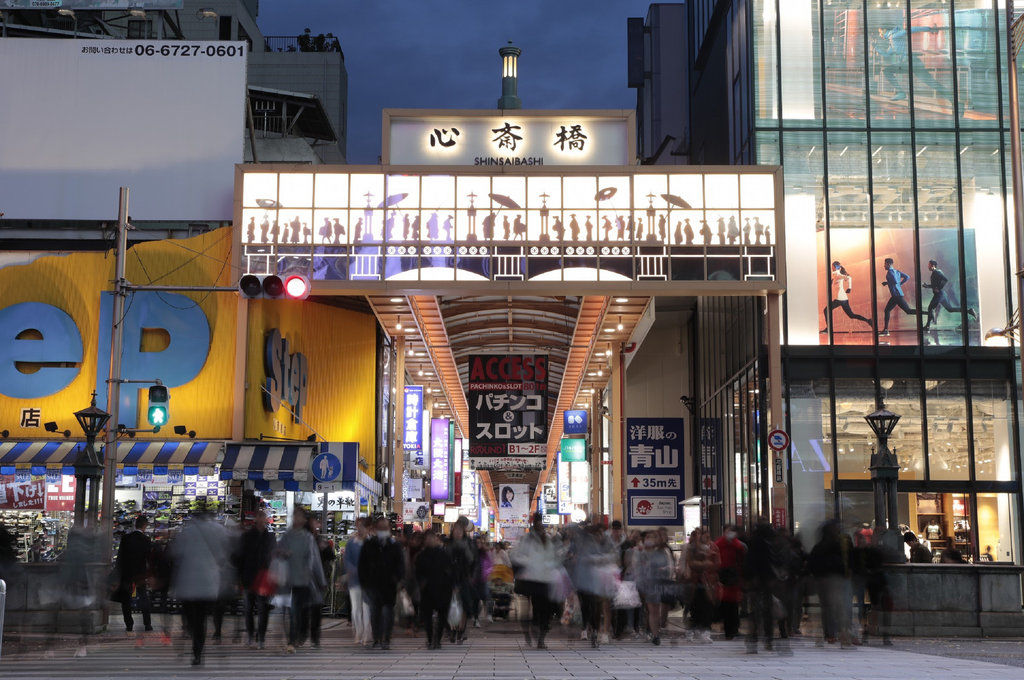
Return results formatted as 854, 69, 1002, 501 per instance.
630, 4, 690, 164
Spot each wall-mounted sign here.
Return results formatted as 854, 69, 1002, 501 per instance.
237, 168, 781, 289
559, 438, 586, 462
263, 328, 309, 421
497, 483, 529, 522
626, 417, 685, 526
556, 457, 573, 515
563, 409, 588, 436
0, 475, 45, 510
384, 110, 633, 166
468, 354, 548, 458
430, 418, 451, 502
403, 385, 425, 469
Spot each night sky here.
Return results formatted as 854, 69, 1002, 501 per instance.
257, 0, 656, 163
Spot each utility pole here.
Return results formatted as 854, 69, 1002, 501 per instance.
99, 187, 129, 563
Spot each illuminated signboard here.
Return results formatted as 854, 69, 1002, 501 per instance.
403, 386, 425, 469
384, 110, 632, 166
238, 167, 781, 288
560, 438, 586, 462
430, 418, 451, 502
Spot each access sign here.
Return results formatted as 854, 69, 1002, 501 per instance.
468, 354, 548, 459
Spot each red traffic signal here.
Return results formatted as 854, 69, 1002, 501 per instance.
238, 274, 298, 299
283, 274, 310, 300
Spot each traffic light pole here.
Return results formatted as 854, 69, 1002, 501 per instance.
98, 187, 237, 563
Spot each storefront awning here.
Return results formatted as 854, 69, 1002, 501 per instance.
220, 443, 316, 488
0, 440, 222, 476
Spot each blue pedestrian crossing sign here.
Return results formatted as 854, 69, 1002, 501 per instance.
311, 452, 342, 483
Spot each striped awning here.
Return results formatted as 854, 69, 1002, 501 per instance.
0, 440, 222, 476
220, 443, 315, 489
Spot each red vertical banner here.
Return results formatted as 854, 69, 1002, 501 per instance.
45, 476, 77, 512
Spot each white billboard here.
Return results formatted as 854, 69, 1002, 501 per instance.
0, 39, 245, 221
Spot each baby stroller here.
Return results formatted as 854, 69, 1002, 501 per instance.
489, 564, 514, 620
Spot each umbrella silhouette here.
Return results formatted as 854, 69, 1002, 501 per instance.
488, 193, 522, 210
376, 193, 409, 209
595, 187, 617, 202
661, 193, 692, 209
256, 198, 279, 209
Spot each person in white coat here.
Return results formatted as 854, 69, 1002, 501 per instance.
511, 512, 562, 649
169, 511, 230, 666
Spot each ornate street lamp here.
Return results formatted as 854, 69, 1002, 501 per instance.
74, 392, 110, 527
865, 403, 903, 560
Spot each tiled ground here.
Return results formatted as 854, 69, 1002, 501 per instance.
2, 619, 1022, 679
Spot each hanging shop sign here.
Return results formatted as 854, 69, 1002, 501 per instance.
497, 482, 529, 522
557, 457, 573, 515
384, 110, 632, 167
468, 354, 548, 462
468, 452, 546, 471
403, 385, 426, 469
559, 438, 586, 462
403, 501, 432, 523
542, 483, 558, 514
563, 409, 588, 436
626, 417, 685, 526
430, 418, 451, 502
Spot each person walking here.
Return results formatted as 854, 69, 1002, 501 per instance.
238, 510, 276, 649
683, 528, 719, 643
743, 519, 785, 654
358, 516, 405, 650
447, 517, 477, 643
512, 512, 561, 649
714, 525, 746, 640
343, 517, 371, 647
279, 508, 327, 653
636, 530, 674, 645
115, 515, 153, 637
808, 520, 855, 647
415, 530, 455, 649
308, 516, 335, 648
922, 259, 976, 330
169, 511, 231, 666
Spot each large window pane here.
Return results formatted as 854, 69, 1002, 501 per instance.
977, 493, 1021, 563
972, 379, 1015, 481
868, 1, 912, 127
925, 379, 970, 480
823, 1, 867, 125
873, 133, 921, 344
822, 132, 875, 345
955, 3, 1001, 127
780, 0, 822, 124
909, 1, 957, 128
789, 379, 834, 545
754, 0, 780, 125
783, 131, 826, 344
835, 379, 877, 479
916, 134, 970, 347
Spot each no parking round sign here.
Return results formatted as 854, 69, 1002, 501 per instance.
768, 429, 790, 452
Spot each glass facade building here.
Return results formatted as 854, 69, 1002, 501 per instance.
752, 0, 1023, 562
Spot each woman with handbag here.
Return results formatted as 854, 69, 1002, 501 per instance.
683, 528, 721, 643
238, 510, 277, 649
511, 512, 561, 649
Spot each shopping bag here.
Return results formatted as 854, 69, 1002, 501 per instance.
447, 591, 464, 629
612, 580, 641, 609
252, 568, 277, 597
397, 589, 414, 620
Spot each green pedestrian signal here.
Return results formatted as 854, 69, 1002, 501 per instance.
147, 385, 169, 429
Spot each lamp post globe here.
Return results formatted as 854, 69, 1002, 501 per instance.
864, 402, 903, 561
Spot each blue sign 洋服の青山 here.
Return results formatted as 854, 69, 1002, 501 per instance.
625, 417, 685, 526
311, 451, 342, 483
563, 409, 588, 436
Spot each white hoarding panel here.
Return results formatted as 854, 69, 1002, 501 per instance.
0, 39, 245, 221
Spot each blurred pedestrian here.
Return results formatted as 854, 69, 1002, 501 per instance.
637, 530, 673, 645
474, 536, 494, 624
343, 517, 371, 646
307, 516, 334, 647
808, 520, 855, 647
115, 515, 153, 636
683, 528, 719, 643
447, 516, 477, 642
714, 524, 746, 639
512, 512, 561, 649
170, 511, 231, 666
415, 530, 454, 649
238, 510, 276, 649
358, 516, 405, 649
279, 508, 327, 653
743, 519, 788, 654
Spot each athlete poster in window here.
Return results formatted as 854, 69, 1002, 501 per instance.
467, 354, 548, 461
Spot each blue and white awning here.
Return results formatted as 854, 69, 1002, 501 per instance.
0, 440, 221, 476
220, 443, 316, 490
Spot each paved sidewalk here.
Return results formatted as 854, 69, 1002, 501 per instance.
3, 620, 1024, 679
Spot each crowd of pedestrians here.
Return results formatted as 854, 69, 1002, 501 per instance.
93, 505, 910, 665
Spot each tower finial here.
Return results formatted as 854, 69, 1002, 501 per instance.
497, 43, 522, 110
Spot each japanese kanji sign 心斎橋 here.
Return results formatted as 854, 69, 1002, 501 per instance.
467, 354, 548, 464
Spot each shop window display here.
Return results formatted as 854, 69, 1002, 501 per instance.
925, 379, 970, 481
971, 380, 1015, 482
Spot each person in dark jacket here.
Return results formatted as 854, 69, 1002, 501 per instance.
238, 510, 276, 648
116, 515, 153, 633
358, 516, 405, 649
904, 531, 933, 564
808, 520, 854, 646
415, 530, 455, 649
447, 517, 477, 643
922, 259, 976, 330
743, 520, 787, 653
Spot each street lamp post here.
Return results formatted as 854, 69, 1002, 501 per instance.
864, 403, 903, 559
73, 392, 110, 528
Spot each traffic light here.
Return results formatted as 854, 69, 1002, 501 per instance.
238, 273, 309, 300
147, 384, 169, 428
